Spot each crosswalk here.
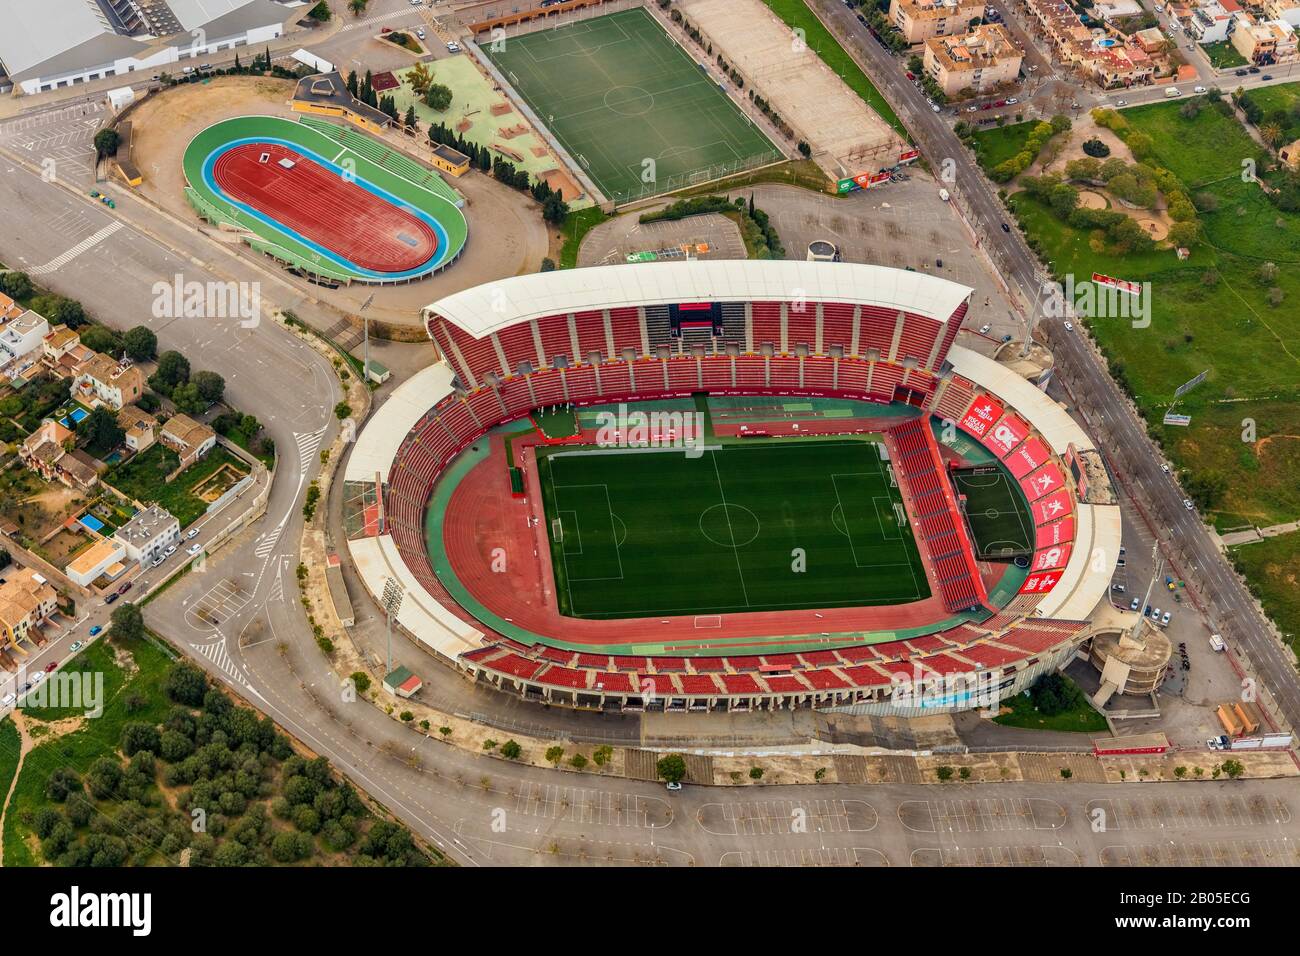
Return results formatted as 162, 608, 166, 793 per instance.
28, 221, 123, 275
295, 427, 327, 469
192, 637, 249, 689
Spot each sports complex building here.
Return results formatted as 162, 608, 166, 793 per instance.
343, 261, 1122, 716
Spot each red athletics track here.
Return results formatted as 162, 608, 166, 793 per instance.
439, 424, 1005, 653
211, 142, 438, 274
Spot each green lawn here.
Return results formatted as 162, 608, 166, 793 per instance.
106, 444, 249, 527
761, 0, 906, 136
484, 8, 779, 203
970, 121, 1036, 173
1229, 536, 1300, 661
1200, 40, 1246, 70
536, 437, 929, 618
994, 688, 1109, 732
1244, 80, 1300, 143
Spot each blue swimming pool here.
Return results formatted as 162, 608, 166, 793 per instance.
79, 514, 106, 534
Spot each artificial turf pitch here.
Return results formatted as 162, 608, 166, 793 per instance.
483, 8, 779, 202
951, 467, 1034, 559
536, 438, 931, 619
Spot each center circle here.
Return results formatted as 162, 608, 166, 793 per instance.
603, 85, 655, 116
699, 503, 761, 549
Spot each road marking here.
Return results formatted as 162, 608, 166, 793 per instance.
28, 221, 122, 275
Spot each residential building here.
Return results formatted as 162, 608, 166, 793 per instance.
1232, 15, 1298, 63
72, 353, 144, 411
1263, 0, 1300, 28
889, 0, 986, 43
1280, 138, 1300, 168
0, 0, 288, 96
924, 24, 1024, 95
0, 567, 58, 650
41, 325, 95, 377
0, 293, 23, 323
0, 310, 50, 362
1023, 0, 1157, 86
1188, 0, 1239, 43
1093, 0, 1144, 19
160, 414, 217, 469
66, 538, 128, 589
19, 420, 99, 491
114, 505, 180, 568
117, 406, 158, 453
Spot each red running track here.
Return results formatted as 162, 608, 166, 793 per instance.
211, 142, 438, 274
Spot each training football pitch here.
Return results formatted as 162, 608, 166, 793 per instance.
536, 439, 931, 619
952, 467, 1034, 559
484, 8, 779, 202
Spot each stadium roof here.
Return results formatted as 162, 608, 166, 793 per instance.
0, 0, 145, 82
345, 363, 456, 484
425, 261, 974, 340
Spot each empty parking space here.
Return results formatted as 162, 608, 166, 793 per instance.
898, 797, 1067, 833
512, 782, 672, 828
911, 844, 1081, 866
1101, 838, 1300, 867
698, 799, 878, 836
720, 846, 888, 866
1085, 794, 1291, 831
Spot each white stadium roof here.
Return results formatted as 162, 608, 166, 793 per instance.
425, 261, 974, 340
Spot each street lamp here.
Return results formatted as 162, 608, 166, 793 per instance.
382, 576, 404, 677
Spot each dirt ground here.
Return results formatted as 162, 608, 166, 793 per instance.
127, 77, 549, 326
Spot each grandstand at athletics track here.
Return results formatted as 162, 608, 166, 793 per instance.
183, 116, 468, 284
343, 261, 1121, 716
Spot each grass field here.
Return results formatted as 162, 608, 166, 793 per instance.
484, 8, 779, 203
952, 467, 1034, 558
970, 121, 1036, 173
1200, 40, 1246, 69
536, 438, 930, 618
1229, 536, 1300, 659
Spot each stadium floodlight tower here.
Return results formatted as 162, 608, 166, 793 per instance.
382, 576, 404, 677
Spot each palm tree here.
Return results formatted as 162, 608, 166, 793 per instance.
348, 0, 367, 16
1261, 122, 1283, 147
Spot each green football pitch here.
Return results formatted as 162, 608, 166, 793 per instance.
952, 467, 1034, 559
536, 439, 931, 619
484, 8, 780, 203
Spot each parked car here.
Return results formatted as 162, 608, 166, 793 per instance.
1006, 97, 1019, 105
186, 528, 200, 539
1129, 596, 1141, 611
30, 671, 44, 686
1183, 498, 1194, 510
665, 781, 683, 792
1115, 98, 1127, 106
88, 626, 102, 637
1236, 69, 1248, 77
1248, 66, 1260, 74
1262, 74, 1273, 81
979, 323, 992, 334
117, 581, 132, 595
1161, 610, 1172, 626
187, 544, 203, 557
1193, 85, 1207, 93
164, 544, 178, 557
44, 661, 58, 673
1000, 222, 1011, 233
105, 592, 119, 605
1, 693, 14, 708
416, 28, 426, 39
966, 104, 978, 112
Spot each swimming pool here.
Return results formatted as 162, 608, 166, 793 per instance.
79, 514, 106, 534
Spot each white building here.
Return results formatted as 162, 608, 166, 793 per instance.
114, 505, 181, 568
1188, 0, 1238, 43
0, 310, 51, 362
0, 0, 288, 96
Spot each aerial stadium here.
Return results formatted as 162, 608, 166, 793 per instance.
343, 261, 1122, 715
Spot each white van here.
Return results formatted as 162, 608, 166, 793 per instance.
939, 188, 950, 201
1164, 86, 1181, 97
1209, 634, 1226, 652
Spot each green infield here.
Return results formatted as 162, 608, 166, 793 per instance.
951, 466, 1033, 559
483, 8, 780, 203
536, 438, 930, 619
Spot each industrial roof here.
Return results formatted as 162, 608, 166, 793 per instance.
425, 260, 974, 340
0, 0, 145, 82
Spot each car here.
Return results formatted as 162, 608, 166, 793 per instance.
931, 103, 941, 112
1028, 64, 1038, 72
1129, 597, 1141, 611
1262, 74, 1273, 81
416, 28, 426, 39
409, 0, 422, 5
665, 781, 683, 792
117, 581, 132, 595
30, 671, 44, 686
994, 99, 1006, 107
1115, 557, 1125, 568
1236, 69, 1248, 77
1207, 737, 1221, 750
165, 544, 178, 557
151, 74, 160, 81
1193, 85, 1207, 93
1183, 499, 1194, 510
979, 323, 992, 334
905, 71, 916, 80
1070, 101, 1080, 109
966, 104, 978, 112
1116, 98, 1127, 106
1161, 611, 1171, 626
1119, 546, 1127, 555
152, 556, 165, 568
1000, 222, 1011, 233
1249, 66, 1260, 74
71, 640, 84, 651
1, 693, 14, 708
1160, 463, 1171, 474
44, 661, 58, 673
200, 64, 211, 72
186, 528, 200, 540
187, 544, 203, 557
89, 626, 102, 637
1110, 583, 1125, 593
446, 41, 460, 52
182, 66, 194, 74
1152, 607, 1161, 621
1064, 320, 1075, 331
104, 592, 119, 605
1006, 97, 1019, 105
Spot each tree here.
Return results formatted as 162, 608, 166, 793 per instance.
93, 128, 120, 158
656, 753, 687, 784
78, 405, 124, 450
499, 740, 522, 760
748, 766, 764, 780
334, 401, 352, 420
308, 0, 332, 21
154, 350, 191, 390
1222, 758, 1245, 779
348, 0, 368, 16
170, 382, 205, 414
345, 70, 359, 97
164, 660, 208, 706
121, 722, 161, 756
123, 325, 158, 361
592, 745, 613, 766
405, 61, 434, 95
110, 601, 145, 643
542, 193, 569, 225
1260, 122, 1283, 147
404, 105, 418, 131
545, 746, 564, 766
0, 271, 33, 300
935, 765, 954, 781
540, 257, 557, 272
78, 324, 122, 354
192, 370, 225, 404
424, 83, 452, 111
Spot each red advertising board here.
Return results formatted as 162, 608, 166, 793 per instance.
899, 148, 921, 164
1019, 463, 1066, 501
1018, 570, 1062, 595
983, 413, 1029, 455
1031, 542, 1071, 573
1035, 516, 1075, 548
1005, 437, 1051, 478
1032, 488, 1073, 525
959, 395, 1004, 438
1092, 272, 1142, 296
